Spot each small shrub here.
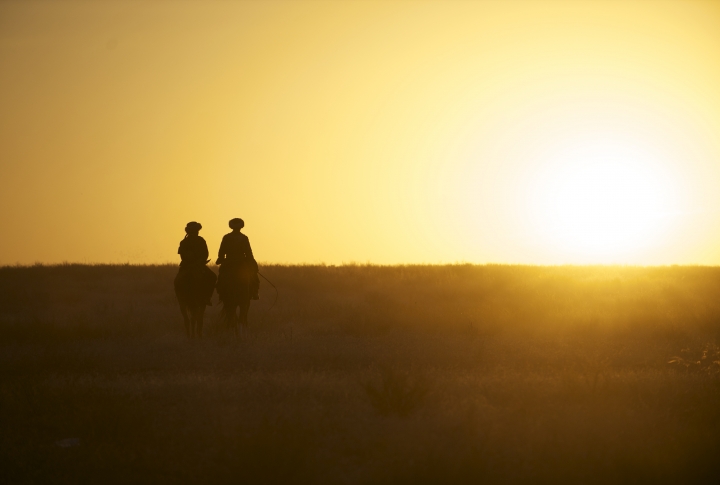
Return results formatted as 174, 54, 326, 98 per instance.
668, 343, 720, 375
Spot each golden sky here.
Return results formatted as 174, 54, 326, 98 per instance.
2, 0, 720, 265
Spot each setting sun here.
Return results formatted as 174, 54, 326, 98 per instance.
529, 138, 681, 262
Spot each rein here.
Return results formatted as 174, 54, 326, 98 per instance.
258, 272, 279, 311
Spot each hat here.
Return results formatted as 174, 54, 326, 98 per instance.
229, 218, 244, 229
185, 221, 202, 232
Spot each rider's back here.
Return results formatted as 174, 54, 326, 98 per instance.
178, 235, 209, 267
218, 232, 253, 263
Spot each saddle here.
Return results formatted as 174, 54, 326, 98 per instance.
175, 262, 217, 305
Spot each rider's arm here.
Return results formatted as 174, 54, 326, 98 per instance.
216, 235, 227, 264
244, 237, 255, 261
245, 238, 258, 271
200, 239, 209, 262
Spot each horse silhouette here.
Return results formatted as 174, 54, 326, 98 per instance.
216, 218, 258, 338
175, 222, 217, 339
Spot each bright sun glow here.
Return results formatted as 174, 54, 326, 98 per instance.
531, 140, 679, 262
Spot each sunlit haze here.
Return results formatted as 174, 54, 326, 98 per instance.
2, 0, 720, 265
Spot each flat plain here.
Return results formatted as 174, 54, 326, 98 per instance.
2, 264, 720, 484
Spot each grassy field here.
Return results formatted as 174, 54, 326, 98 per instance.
2, 264, 720, 484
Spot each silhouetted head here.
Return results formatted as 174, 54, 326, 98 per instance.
185, 221, 202, 235
229, 218, 244, 230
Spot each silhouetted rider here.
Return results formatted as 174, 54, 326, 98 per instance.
216, 218, 260, 300
178, 222, 210, 267
177, 221, 216, 305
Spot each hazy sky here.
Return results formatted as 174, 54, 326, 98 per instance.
2, 0, 720, 265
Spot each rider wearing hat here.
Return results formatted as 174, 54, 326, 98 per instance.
216, 218, 260, 300
177, 221, 216, 305
178, 221, 209, 267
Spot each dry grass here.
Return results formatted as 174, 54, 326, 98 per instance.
2, 264, 720, 483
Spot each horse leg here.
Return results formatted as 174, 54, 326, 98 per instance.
188, 306, 197, 339
238, 297, 251, 339
189, 305, 205, 339
178, 300, 191, 338
222, 302, 236, 338
233, 303, 239, 339
195, 305, 205, 339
